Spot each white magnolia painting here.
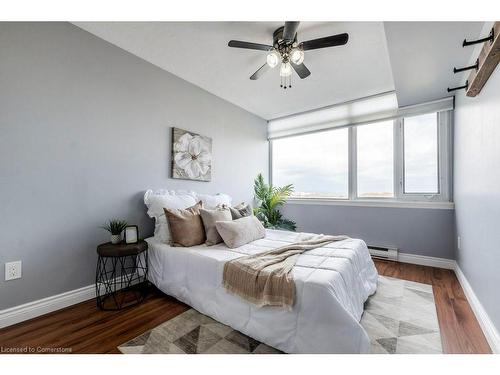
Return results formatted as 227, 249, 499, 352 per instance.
171, 127, 212, 182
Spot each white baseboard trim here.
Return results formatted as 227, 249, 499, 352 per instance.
454, 264, 500, 354
0, 272, 144, 329
0, 284, 96, 329
397, 252, 456, 269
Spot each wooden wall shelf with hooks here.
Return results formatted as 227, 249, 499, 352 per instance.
466, 21, 500, 97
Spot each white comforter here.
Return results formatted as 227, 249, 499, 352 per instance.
146, 229, 378, 353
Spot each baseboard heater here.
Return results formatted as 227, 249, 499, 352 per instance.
368, 245, 398, 261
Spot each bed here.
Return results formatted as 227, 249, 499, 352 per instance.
146, 228, 378, 354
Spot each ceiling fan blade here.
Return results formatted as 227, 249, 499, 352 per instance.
300, 33, 349, 51
250, 63, 271, 80
283, 21, 300, 42
291, 62, 311, 79
228, 40, 273, 51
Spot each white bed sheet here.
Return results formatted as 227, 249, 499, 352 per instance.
146, 229, 378, 353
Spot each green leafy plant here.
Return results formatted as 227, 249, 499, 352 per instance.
100, 219, 128, 235
253, 173, 296, 231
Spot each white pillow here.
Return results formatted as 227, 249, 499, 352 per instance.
196, 193, 232, 209
144, 189, 197, 243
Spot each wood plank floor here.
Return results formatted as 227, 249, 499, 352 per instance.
374, 260, 491, 354
0, 260, 491, 354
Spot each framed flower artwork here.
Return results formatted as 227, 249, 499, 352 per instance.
171, 127, 212, 182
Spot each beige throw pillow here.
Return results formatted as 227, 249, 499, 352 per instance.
215, 215, 266, 249
164, 201, 205, 247
199, 206, 232, 246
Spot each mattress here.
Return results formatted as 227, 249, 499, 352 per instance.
146, 229, 378, 353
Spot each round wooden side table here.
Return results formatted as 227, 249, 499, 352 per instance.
96, 240, 148, 311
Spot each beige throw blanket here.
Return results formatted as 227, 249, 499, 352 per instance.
222, 234, 349, 308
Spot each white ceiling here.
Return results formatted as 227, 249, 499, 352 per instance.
384, 22, 484, 107
74, 22, 395, 120
75, 21, 485, 119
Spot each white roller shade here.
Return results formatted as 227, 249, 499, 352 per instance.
268, 93, 453, 139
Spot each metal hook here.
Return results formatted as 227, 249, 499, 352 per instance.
463, 28, 494, 47
447, 80, 469, 93
453, 59, 479, 74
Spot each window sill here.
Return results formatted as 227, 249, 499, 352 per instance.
285, 198, 454, 210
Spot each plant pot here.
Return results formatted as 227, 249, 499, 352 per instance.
110, 234, 121, 244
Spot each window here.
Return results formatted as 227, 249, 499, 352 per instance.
356, 120, 394, 198
272, 127, 349, 199
270, 110, 451, 205
403, 113, 439, 194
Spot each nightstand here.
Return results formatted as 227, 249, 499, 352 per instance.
96, 240, 148, 310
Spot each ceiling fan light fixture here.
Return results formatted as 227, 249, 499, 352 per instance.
228, 22, 349, 89
290, 48, 304, 65
266, 50, 280, 68
279, 62, 292, 77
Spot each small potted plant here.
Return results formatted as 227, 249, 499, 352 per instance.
101, 219, 128, 244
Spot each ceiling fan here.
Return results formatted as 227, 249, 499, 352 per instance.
228, 21, 349, 89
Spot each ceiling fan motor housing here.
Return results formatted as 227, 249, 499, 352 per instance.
273, 26, 298, 63
273, 26, 297, 47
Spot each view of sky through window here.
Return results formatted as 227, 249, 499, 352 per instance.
272, 128, 349, 198
357, 120, 394, 197
404, 113, 439, 194
272, 113, 439, 199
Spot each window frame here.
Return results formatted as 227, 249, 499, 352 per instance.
269, 110, 453, 205
351, 119, 396, 201
395, 111, 451, 202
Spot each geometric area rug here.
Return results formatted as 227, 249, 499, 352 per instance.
118, 308, 282, 354
118, 276, 442, 354
361, 276, 443, 354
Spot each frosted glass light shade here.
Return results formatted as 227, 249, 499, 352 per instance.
280, 62, 292, 77
266, 51, 280, 68
290, 49, 304, 65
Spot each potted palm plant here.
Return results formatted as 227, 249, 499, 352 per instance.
253, 173, 296, 231
101, 219, 128, 244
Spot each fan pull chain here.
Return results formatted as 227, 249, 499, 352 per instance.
279, 70, 293, 90
283, 75, 291, 90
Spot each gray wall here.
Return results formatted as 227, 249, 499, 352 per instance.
454, 63, 500, 331
282, 204, 456, 258
0, 23, 268, 310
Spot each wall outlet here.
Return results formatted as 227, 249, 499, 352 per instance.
457, 236, 461, 251
5, 261, 22, 281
